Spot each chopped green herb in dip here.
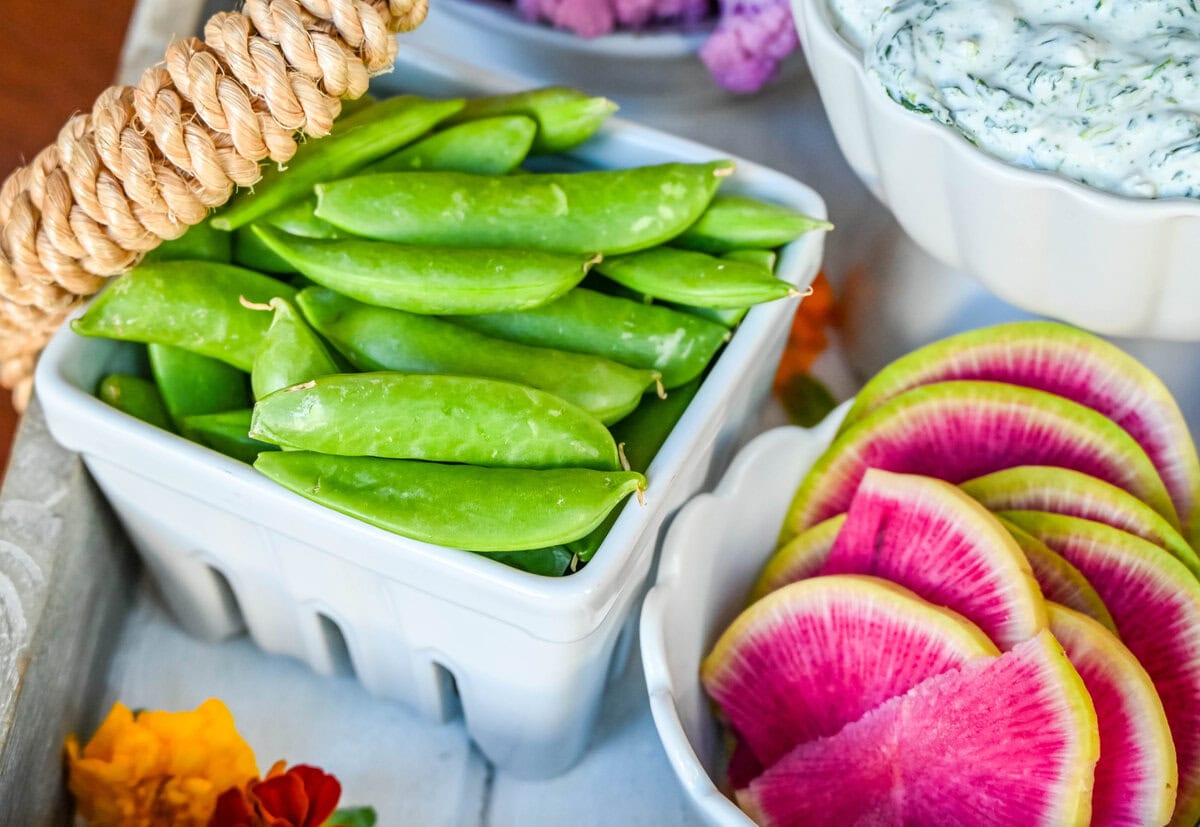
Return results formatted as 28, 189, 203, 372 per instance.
830, 0, 1200, 198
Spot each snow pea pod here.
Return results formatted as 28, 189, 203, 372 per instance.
297, 288, 657, 425
212, 96, 465, 231
254, 451, 645, 552
72, 262, 296, 370
96, 374, 174, 431
567, 376, 704, 564
251, 373, 620, 470
252, 226, 598, 315
595, 247, 798, 309
262, 198, 342, 239
183, 409, 277, 464
670, 249, 778, 327
363, 115, 537, 175
336, 94, 376, 121
449, 288, 728, 388
313, 161, 734, 255
248, 296, 340, 399
149, 344, 250, 438
233, 199, 341, 273
673, 195, 832, 254
441, 87, 617, 154
233, 229, 292, 273
141, 219, 231, 263
486, 547, 575, 577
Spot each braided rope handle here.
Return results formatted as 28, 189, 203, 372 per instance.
0, 0, 429, 410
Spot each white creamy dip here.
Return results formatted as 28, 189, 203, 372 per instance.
829, 0, 1200, 199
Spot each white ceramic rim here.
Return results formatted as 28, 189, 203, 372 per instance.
641, 410, 850, 825
797, 0, 1200, 217
437, 0, 712, 59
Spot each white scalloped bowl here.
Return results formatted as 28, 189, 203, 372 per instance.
640, 410, 848, 826
790, 0, 1200, 341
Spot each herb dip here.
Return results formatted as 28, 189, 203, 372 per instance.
829, 0, 1200, 199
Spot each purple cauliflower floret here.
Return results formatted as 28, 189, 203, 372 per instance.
511, 0, 796, 94
518, 0, 618, 37
518, 0, 711, 38
700, 0, 798, 93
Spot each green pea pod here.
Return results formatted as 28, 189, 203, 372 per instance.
149, 344, 250, 438
442, 87, 617, 154
254, 451, 646, 552
669, 249, 778, 327
182, 409, 277, 464
595, 247, 798, 309
485, 547, 575, 577
568, 376, 704, 563
96, 374, 175, 431
297, 288, 657, 425
724, 249, 778, 270
233, 199, 341, 273
363, 116, 537, 175
673, 194, 832, 254
313, 161, 734, 255
249, 296, 340, 399
233, 228, 293, 273
449, 288, 728, 388
141, 219, 232, 263
336, 94, 376, 121
251, 372, 620, 470
211, 96, 466, 231
71, 262, 296, 370
263, 198, 342, 239
252, 226, 598, 315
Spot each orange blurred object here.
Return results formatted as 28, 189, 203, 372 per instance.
773, 271, 835, 394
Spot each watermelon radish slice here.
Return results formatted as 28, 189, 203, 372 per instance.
782, 381, 1178, 544
701, 574, 1000, 771
841, 321, 1200, 545
964, 466, 1200, 582
1002, 519, 1118, 634
749, 515, 844, 602
819, 470, 1046, 650
737, 630, 1098, 827
1001, 511, 1200, 827
1048, 603, 1177, 827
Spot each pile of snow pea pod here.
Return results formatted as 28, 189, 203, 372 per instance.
73, 87, 828, 576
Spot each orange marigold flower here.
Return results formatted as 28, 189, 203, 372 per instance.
66, 699, 259, 827
209, 761, 342, 827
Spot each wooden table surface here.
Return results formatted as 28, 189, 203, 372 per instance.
0, 0, 139, 475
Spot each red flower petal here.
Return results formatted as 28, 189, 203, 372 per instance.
210, 785, 259, 827
253, 771, 309, 825
291, 765, 342, 827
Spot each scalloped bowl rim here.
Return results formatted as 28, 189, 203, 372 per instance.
437, 0, 713, 59
798, 0, 1200, 218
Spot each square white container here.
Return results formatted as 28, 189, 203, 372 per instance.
639, 413, 845, 823
34, 52, 826, 778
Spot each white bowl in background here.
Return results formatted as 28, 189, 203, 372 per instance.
640, 412, 847, 826
36, 50, 827, 781
790, 0, 1200, 341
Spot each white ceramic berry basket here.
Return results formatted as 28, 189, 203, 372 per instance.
790, 0, 1200, 341
34, 50, 827, 779
640, 408, 849, 824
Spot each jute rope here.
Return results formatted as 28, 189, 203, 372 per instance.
0, 0, 429, 410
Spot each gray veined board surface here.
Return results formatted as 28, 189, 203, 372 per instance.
0, 1, 876, 824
